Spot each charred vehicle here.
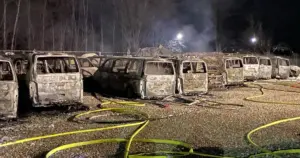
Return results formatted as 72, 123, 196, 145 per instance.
171, 56, 208, 95
271, 56, 290, 79
77, 54, 107, 78
0, 57, 18, 119
202, 55, 244, 87
77, 57, 98, 78
242, 55, 259, 80
93, 57, 176, 99
258, 56, 272, 79
26, 53, 83, 106
223, 57, 244, 85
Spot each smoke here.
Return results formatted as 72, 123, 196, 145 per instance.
177, 0, 237, 52
176, 0, 215, 52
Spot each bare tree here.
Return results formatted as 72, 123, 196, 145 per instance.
41, 0, 47, 49
3, 0, 7, 49
27, 0, 31, 49
11, 0, 22, 50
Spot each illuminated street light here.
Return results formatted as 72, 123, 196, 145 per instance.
250, 37, 257, 44
176, 33, 183, 40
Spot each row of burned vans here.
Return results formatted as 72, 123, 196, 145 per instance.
78, 54, 291, 98
242, 55, 290, 80
0, 52, 291, 119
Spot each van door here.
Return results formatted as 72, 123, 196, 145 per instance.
278, 59, 290, 79
259, 58, 272, 79
110, 59, 130, 92
93, 59, 114, 90
144, 61, 176, 97
78, 58, 98, 78
33, 56, 82, 105
243, 57, 259, 80
225, 59, 244, 84
0, 61, 18, 118
180, 61, 208, 94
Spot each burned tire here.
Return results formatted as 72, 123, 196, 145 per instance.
126, 86, 135, 99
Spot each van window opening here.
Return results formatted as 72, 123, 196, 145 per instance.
183, 62, 206, 73
226, 59, 243, 68
279, 59, 290, 66
112, 59, 129, 73
243, 57, 258, 64
0, 61, 14, 81
36, 57, 79, 74
259, 59, 271, 65
79, 58, 93, 67
127, 60, 142, 74
89, 57, 101, 67
145, 62, 174, 75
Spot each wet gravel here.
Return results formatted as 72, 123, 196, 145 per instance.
1, 81, 300, 157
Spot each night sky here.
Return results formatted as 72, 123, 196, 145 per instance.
178, 0, 300, 52
1, 0, 300, 53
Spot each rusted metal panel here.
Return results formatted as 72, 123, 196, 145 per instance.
27, 53, 83, 107
0, 59, 18, 119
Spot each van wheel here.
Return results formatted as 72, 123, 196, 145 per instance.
126, 87, 135, 98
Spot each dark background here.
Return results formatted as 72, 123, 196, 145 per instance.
0, 0, 299, 53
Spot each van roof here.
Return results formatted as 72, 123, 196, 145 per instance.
258, 56, 271, 60
104, 56, 173, 62
33, 52, 76, 57
223, 57, 242, 60
273, 56, 289, 60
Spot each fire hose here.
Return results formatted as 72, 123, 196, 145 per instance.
0, 83, 300, 157
245, 82, 300, 157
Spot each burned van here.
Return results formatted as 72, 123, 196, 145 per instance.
242, 55, 259, 80
0, 57, 18, 119
271, 56, 290, 79
26, 53, 83, 106
258, 56, 272, 79
78, 57, 98, 78
172, 57, 208, 95
223, 57, 244, 85
93, 57, 176, 99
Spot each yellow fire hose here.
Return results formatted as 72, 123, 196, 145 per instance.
244, 82, 300, 157
0, 99, 229, 158
1, 83, 300, 158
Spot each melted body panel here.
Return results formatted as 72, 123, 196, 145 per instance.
0, 60, 18, 119
145, 75, 175, 97
271, 57, 290, 79
224, 58, 244, 85
258, 57, 272, 79
243, 56, 259, 80
178, 60, 208, 94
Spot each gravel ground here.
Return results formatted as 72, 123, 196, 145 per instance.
1, 81, 300, 158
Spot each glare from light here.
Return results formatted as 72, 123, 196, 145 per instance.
176, 33, 183, 40
251, 37, 257, 43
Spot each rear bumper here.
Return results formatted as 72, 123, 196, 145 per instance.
32, 92, 83, 107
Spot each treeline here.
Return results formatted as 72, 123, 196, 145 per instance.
0, 0, 177, 52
